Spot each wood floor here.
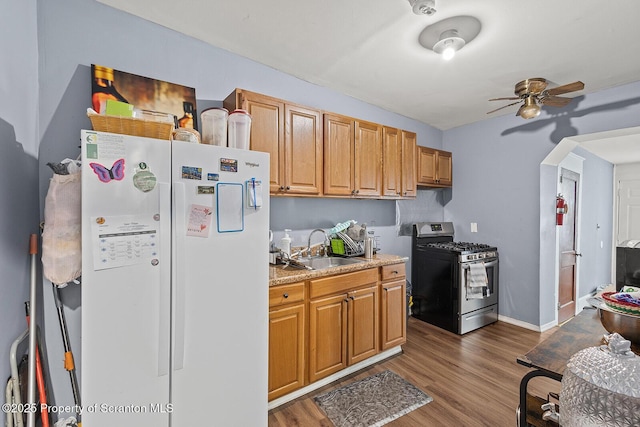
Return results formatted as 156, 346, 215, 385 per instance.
268, 317, 560, 427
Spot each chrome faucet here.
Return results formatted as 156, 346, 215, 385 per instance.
307, 228, 329, 258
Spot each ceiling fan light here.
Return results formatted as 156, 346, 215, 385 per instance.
518, 97, 541, 119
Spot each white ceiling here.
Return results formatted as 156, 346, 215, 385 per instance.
98, 0, 640, 132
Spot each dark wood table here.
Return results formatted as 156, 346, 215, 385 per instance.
516, 307, 639, 426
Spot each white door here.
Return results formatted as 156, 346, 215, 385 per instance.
170, 142, 269, 426
81, 131, 172, 426
617, 178, 640, 244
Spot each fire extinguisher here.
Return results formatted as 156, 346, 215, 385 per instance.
556, 194, 567, 225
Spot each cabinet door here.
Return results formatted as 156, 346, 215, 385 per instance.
436, 150, 453, 186
309, 294, 348, 382
285, 104, 323, 195
347, 285, 379, 365
382, 126, 401, 197
324, 114, 355, 196
401, 130, 417, 197
355, 120, 382, 197
380, 280, 407, 350
269, 303, 305, 401
226, 90, 285, 193
417, 146, 437, 185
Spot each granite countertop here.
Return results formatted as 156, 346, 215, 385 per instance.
269, 253, 408, 286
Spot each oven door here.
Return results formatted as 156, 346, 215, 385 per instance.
459, 258, 498, 315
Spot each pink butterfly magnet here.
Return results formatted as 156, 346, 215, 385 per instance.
89, 158, 125, 183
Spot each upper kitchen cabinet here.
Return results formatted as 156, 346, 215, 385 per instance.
324, 114, 382, 197
382, 128, 416, 198
417, 146, 452, 188
224, 89, 323, 195
382, 126, 401, 197
401, 130, 417, 197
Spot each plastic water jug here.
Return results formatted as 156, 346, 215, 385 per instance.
200, 107, 228, 146
228, 109, 251, 150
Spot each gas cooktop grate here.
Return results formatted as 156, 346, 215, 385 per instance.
420, 241, 495, 252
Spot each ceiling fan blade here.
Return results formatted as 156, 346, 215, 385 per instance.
546, 81, 584, 96
489, 96, 520, 101
486, 101, 521, 115
540, 95, 573, 107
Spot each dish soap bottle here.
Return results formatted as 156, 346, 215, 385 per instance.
280, 229, 292, 257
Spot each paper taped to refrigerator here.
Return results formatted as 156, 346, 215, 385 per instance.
91, 214, 159, 270
187, 204, 213, 237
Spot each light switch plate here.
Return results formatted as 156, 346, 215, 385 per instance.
471, 222, 478, 233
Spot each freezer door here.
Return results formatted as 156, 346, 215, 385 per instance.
170, 142, 269, 426
81, 131, 172, 426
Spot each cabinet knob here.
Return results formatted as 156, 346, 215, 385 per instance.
283, 293, 289, 298
355, 189, 360, 194
285, 186, 291, 191
279, 186, 285, 191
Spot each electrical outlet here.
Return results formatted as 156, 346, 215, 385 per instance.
471, 222, 478, 233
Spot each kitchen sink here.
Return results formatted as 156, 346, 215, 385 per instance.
296, 256, 364, 270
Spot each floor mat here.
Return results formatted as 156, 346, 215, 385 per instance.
313, 370, 433, 427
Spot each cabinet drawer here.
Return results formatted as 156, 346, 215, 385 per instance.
380, 263, 406, 281
269, 282, 305, 308
309, 268, 378, 299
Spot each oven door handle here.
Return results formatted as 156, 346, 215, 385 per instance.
464, 259, 498, 268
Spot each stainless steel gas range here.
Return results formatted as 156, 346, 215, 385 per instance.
411, 222, 499, 334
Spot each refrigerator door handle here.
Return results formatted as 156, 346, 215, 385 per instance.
158, 182, 171, 377
173, 182, 187, 371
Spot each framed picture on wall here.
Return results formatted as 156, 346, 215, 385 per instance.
91, 64, 198, 130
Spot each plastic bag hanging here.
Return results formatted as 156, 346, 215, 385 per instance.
42, 159, 82, 287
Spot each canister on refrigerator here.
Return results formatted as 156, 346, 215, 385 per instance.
200, 107, 228, 146
228, 109, 251, 150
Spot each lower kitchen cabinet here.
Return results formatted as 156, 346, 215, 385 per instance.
268, 262, 405, 402
380, 263, 407, 350
268, 282, 306, 401
308, 268, 379, 383
308, 293, 349, 382
347, 284, 380, 365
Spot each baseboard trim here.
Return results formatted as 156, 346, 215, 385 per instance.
267, 346, 403, 410
498, 314, 556, 332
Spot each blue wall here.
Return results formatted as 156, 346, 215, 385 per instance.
0, 0, 40, 397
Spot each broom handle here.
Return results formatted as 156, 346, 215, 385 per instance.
26, 234, 38, 427
25, 304, 50, 427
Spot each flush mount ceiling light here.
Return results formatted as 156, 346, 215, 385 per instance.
418, 16, 481, 60
407, 0, 436, 16
432, 29, 465, 60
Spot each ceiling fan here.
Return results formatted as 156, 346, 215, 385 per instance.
487, 78, 585, 119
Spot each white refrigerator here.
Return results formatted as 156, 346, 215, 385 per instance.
80, 130, 269, 426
